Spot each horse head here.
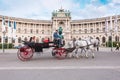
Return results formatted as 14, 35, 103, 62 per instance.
90, 38, 100, 47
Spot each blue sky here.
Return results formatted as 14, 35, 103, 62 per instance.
0, 0, 120, 20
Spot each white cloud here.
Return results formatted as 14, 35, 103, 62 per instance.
112, 0, 120, 3
72, 0, 120, 19
0, 0, 120, 20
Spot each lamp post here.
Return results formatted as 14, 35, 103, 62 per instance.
110, 29, 113, 51
109, 16, 113, 52
2, 31, 6, 53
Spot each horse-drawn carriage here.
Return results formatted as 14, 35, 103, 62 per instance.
17, 40, 70, 61
17, 26, 99, 61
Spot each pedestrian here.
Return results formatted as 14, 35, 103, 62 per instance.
116, 43, 119, 50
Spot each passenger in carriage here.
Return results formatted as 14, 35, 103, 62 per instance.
28, 36, 36, 48
29, 36, 36, 43
29, 37, 33, 42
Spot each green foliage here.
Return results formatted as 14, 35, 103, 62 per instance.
106, 41, 120, 47
0, 43, 14, 49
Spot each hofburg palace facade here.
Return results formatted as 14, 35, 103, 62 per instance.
0, 8, 120, 46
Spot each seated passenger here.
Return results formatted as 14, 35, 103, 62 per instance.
29, 36, 36, 43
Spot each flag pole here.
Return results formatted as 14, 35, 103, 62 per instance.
8, 19, 9, 49
110, 16, 113, 51
105, 18, 109, 47
8, 19, 12, 49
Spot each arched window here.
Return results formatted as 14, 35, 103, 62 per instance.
102, 28, 105, 32
59, 21, 64, 25
18, 37, 21, 43
108, 36, 112, 41
90, 29, 93, 33
36, 29, 39, 34
42, 30, 44, 34
84, 29, 87, 33
96, 28, 99, 33
24, 37, 27, 41
115, 36, 119, 42
30, 29, 33, 33
12, 38, 15, 43
5, 36, 8, 43
102, 37, 106, 43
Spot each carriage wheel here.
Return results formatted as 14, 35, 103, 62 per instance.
17, 46, 34, 61
17, 49, 27, 61
55, 48, 66, 59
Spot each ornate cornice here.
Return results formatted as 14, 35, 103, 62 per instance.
71, 15, 120, 24
0, 15, 52, 24
0, 14, 120, 24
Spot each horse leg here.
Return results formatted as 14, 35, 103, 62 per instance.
80, 48, 84, 58
83, 48, 87, 56
85, 48, 88, 58
75, 48, 79, 58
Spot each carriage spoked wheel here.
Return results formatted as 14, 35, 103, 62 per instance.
17, 46, 34, 61
52, 48, 66, 59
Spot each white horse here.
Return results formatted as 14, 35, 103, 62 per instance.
67, 37, 99, 58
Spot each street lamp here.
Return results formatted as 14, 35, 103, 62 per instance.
105, 16, 114, 51
109, 16, 113, 52
2, 31, 6, 53
109, 15, 118, 52
110, 29, 113, 51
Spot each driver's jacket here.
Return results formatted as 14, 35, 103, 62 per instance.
53, 32, 60, 39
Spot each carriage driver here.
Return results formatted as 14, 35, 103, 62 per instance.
53, 27, 64, 47
53, 30, 60, 46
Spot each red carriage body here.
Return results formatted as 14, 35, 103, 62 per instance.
17, 41, 67, 61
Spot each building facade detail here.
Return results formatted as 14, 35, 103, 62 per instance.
0, 8, 120, 46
